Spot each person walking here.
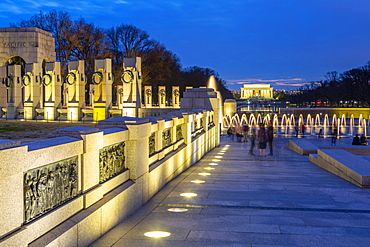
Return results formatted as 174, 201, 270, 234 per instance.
331, 127, 338, 145
301, 123, 306, 137
249, 127, 256, 155
267, 121, 274, 155
242, 124, 249, 142
257, 123, 268, 157
295, 124, 299, 138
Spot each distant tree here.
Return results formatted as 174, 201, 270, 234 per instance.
180, 66, 232, 100
10, 10, 73, 74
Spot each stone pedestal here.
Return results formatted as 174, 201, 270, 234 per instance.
24, 101, 35, 120
67, 101, 80, 121
93, 101, 108, 122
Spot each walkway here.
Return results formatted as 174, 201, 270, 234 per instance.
90, 135, 370, 246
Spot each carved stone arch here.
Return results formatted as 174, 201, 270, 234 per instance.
5, 55, 26, 76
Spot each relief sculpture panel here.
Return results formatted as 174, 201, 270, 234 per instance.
23, 156, 78, 223
99, 142, 126, 183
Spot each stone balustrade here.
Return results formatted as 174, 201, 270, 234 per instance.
0, 109, 219, 246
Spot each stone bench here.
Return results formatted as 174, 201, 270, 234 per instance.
286, 139, 318, 155
310, 149, 370, 188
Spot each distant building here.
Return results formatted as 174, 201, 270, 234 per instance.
240, 84, 273, 99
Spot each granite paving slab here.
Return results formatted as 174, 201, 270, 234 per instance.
90, 135, 370, 247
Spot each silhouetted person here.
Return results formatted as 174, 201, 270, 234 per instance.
352, 134, 361, 145
360, 134, 368, 145
249, 127, 256, 155
267, 122, 274, 155
257, 123, 268, 157
331, 128, 337, 146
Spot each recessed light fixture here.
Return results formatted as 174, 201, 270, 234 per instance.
215, 156, 223, 159
144, 231, 171, 238
180, 192, 198, 197
212, 159, 220, 162
204, 167, 215, 170
198, 172, 211, 176
168, 208, 188, 212
191, 180, 205, 184
209, 163, 218, 166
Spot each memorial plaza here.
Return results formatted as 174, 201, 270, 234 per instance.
90, 134, 370, 247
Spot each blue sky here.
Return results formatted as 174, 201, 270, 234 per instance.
0, 0, 369, 91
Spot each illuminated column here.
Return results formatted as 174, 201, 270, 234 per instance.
6, 65, 22, 119
23, 63, 41, 120
144, 86, 152, 108
0, 66, 7, 117
121, 57, 142, 117
92, 58, 113, 121
43, 62, 61, 121
116, 85, 123, 109
66, 60, 85, 121
172, 86, 180, 108
158, 86, 166, 108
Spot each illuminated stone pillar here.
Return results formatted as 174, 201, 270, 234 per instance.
23, 63, 41, 120
224, 99, 237, 116
0, 66, 7, 117
116, 85, 123, 109
66, 60, 85, 121
144, 86, 152, 108
43, 62, 61, 121
93, 59, 113, 121
6, 65, 22, 119
158, 86, 166, 108
172, 86, 180, 108
121, 57, 142, 117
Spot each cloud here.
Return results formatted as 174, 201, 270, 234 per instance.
115, 0, 129, 4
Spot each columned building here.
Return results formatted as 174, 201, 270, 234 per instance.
240, 84, 273, 99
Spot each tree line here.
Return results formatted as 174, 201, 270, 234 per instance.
288, 62, 370, 107
10, 10, 232, 102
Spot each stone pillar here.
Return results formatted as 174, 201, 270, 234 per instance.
124, 121, 151, 181
6, 65, 22, 119
144, 86, 152, 108
44, 62, 61, 121
172, 86, 180, 108
116, 85, 123, 109
158, 86, 166, 108
224, 99, 237, 116
0, 66, 7, 117
23, 63, 41, 120
93, 59, 113, 121
121, 57, 142, 117
66, 60, 85, 121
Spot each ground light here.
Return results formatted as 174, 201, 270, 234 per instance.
168, 208, 188, 212
198, 172, 211, 176
180, 192, 198, 197
212, 159, 221, 162
191, 180, 205, 184
215, 156, 223, 159
208, 163, 218, 166
204, 167, 215, 170
217, 152, 224, 155
144, 231, 171, 238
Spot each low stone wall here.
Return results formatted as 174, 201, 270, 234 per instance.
0, 109, 219, 247
286, 139, 318, 156
310, 149, 370, 188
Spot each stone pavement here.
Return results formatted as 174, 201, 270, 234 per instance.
90, 135, 370, 247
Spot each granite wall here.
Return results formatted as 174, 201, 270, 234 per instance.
0, 109, 219, 247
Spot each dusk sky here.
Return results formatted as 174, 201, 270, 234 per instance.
0, 0, 369, 91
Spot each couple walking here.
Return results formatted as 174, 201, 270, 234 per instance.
249, 122, 274, 157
